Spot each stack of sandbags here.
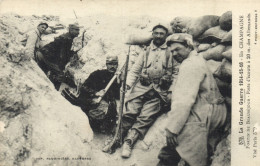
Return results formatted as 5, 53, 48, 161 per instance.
170, 15, 220, 38
170, 11, 232, 108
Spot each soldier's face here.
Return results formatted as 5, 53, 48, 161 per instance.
106, 62, 118, 73
37, 25, 48, 34
69, 28, 80, 38
169, 43, 191, 63
152, 28, 167, 46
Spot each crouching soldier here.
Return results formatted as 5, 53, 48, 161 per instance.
119, 24, 179, 158
35, 23, 81, 90
157, 33, 227, 166
73, 56, 121, 133
24, 22, 48, 60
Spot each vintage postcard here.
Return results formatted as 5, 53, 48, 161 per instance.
0, 0, 259, 166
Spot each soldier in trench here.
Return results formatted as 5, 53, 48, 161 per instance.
157, 33, 227, 166
63, 55, 121, 134
35, 23, 81, 90
117, 24, 179, 158
24, 22, 49, 60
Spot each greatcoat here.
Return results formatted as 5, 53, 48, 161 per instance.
166, 51, 227, 166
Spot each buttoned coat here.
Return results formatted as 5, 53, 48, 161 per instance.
166, 51, 227, 166
126, 41, 179, 103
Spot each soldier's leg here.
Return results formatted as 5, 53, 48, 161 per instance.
131, 94, 162, 139
103, 100, 117, 134
121, 97, 144, 158
121, 93, 162, 158
122, 97, 143, 138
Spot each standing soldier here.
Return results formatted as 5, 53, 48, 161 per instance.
35, 23, 80, 90
25, 22, 48, 60
120, 24, 179, 158
157, 33, 227, 166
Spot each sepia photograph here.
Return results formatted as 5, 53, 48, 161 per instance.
0, 0, 259, 166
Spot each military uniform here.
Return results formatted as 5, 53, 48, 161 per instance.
77, 69, 120, 133
37, 32, 75, 71
123, 40, 179, 139
35, 32, 76, 89
25, 29, 42, 60
158, 51, 227, 166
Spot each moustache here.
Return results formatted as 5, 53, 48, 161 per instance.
109, 67, 116, 71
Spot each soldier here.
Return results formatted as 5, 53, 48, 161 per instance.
25, 22, 48, 60
72, 55, 121, 133
120, 24, 179, 158
35, 23, 80, 90
157, 34, 227, 166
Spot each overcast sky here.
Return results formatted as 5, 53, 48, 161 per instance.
0, 0, 238, 21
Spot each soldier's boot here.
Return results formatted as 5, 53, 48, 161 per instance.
121, 129, 139, 158
102, 127, 128, 154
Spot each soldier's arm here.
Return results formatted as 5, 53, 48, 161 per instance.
168, 57, 180, 92
81, 72, 98, 93
25, 31, 38, 59
126, 51, 144, 88
166, 58, 205, 135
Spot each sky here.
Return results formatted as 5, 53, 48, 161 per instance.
0, 0, 237, 21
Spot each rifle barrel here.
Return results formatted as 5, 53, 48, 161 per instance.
95, 62, 126, 103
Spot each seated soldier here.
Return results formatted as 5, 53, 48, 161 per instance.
119, 24, 179, 158
35, 23, 80, 90
75, 56, 121, 133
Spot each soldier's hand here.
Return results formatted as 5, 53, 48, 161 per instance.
115, 71, 122, 84
92, 98, 100, 105
166, 129, 178, 147
95, 89, 106, 97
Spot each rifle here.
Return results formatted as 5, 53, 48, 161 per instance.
94, 60, 126, 104
102, 45, 131, 154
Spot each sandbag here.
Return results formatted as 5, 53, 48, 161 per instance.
125, 32, 153, 45
214, 77, 231, 97
199, 44, 226, 61
170, 17, 193, 33
219, 11, 232, 31
198, 26, 229, 43
206, 60, 222, 74
170, 15, 220, 38
213, 58, 232, 83
198, 43, 212, 52
221, 30, 232, 44
222, 46, 232, 62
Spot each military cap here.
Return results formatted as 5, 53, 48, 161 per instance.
166, 33, 194, 48
152, 24, 169, 33
106, 55, 118, 63
38, 22, 48, 28
68, 23, 81, 30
